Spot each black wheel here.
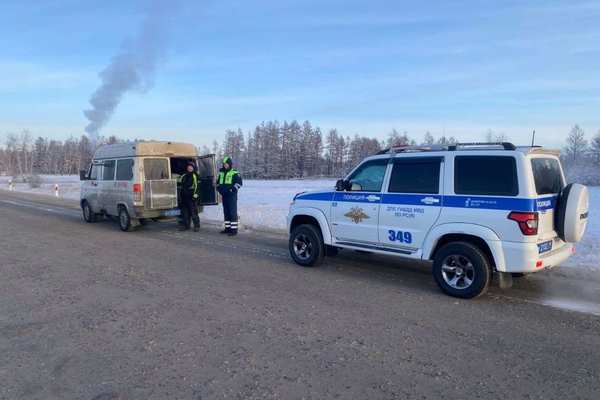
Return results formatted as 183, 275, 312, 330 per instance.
82, 201, 97, 223
432, 242, 491, 299
118, 206, 132, 232
289, 224, 324, 267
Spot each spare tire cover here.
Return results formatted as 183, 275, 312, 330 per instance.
555, 183, 589, 243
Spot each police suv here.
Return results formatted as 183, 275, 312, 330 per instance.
287, 142, 589, 298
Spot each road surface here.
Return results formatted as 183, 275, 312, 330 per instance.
0, 190, 599, 400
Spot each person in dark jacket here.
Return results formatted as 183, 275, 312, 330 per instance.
179, 162, 200, 232
217, 156, 242, 236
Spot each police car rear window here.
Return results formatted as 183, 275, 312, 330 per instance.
531, 158, 564, 195
454, 156, 518, 196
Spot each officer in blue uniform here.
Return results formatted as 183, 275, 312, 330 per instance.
217, 156, 242, 236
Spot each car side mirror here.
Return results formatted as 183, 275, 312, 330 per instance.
335, 179, 346, 191
79, 170, 88, 181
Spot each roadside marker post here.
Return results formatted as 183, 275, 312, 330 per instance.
54, 184, 59, 197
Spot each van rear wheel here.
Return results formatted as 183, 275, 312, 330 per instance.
432, 242, 491, 299
118, 207, 133, 232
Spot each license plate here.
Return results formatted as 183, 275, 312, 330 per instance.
537, 240, 553, 254
164, 209, 181, 217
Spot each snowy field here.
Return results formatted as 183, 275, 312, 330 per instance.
1, 175, 598, 270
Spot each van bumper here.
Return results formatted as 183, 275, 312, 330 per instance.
501, 240, 575, 273
133, 207, 182, 219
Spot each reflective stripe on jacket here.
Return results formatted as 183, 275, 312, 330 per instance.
218, 169, 239, 185
217, 168, 242, 195
181, 172, 199, 198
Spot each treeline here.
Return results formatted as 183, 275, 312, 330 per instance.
1, 123, 599, 184
211, 120, 459, 179
0, 131, 120, 176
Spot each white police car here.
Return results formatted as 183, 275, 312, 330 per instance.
287, 142, 589, 298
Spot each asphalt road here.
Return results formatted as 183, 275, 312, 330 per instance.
1, 190, 599, 400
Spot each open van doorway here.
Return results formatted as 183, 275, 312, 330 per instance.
170, 157, 195, 181
169, 156, 218, 206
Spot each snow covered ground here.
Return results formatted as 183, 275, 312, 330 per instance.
1, 175, 598, 270
570, 186, 599, 270
0, 175, 82, 200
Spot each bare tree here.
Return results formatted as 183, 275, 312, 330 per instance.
564, 124, 588, 166
590, 130, 600, 165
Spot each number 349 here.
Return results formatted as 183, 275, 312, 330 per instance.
388, 230, 412, 244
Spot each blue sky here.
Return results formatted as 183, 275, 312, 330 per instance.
0, 0, 599, 148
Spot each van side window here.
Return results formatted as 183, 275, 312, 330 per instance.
454, 156, 518, 196
389, 158, 440, 194
116, 159, 134, 181
102, 160, 116, 181
144, 158, 169, 180
89, 164, 100, 180
347, 159, 388, 192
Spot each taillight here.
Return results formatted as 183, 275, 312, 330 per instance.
133, 183, 142, 202
508, 211, 538, 235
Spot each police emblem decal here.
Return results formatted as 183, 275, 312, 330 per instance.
344, 207, 370, 224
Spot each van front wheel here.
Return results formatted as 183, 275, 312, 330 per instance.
118, 207, 133, 232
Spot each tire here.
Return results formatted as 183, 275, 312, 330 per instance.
118, 206, 132, 232
555, 183, 589, 243
82, 201, 97, 223
432, 242, 491, 299
511, 273, 527, 278
289, 224, 325, 267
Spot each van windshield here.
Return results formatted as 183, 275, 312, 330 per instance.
144, 158, 170, 180
531, 158, 564, 195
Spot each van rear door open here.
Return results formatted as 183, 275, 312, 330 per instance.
196, 154, 218, 205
